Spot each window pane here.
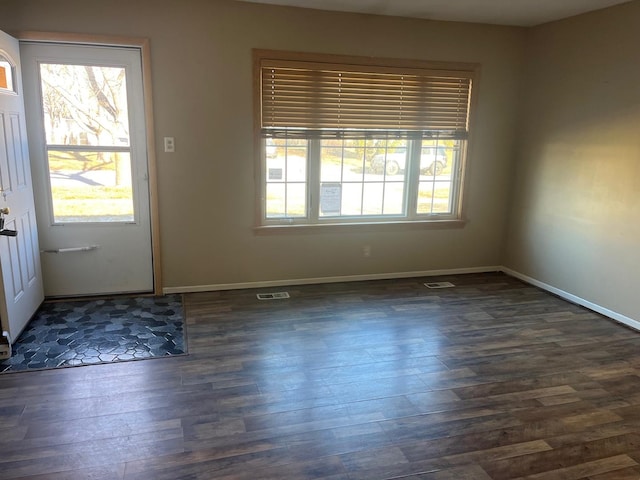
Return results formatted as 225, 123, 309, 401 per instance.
416, 139, 461, 215
341, 146, 365, 182
370, 141, 408, 177
286, 184, 307, 217
48, 150, 134, 223
432, 182, 453, 213
417, 182, 435, 214
362, 183, 383, 215
284, 142, 307, 159
383, 183, 404, 215
418, 181, 454, 214
40, 64, 130, 147
341, 183, 363, 216
319, 138, 406, 218
287, 155, 306, 182
320, 144, 342, 182
419, 143, 448, 177
265, 138, 308, 219
266, 183, 286, 218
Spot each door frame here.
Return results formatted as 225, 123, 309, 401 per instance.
15, 31, 162, 295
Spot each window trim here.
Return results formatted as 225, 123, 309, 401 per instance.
253, 49, 479, 231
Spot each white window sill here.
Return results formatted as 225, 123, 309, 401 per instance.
254, 219, 467, 235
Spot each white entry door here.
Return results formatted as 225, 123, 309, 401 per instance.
20, 42, 153, 297
0, 31, 45, 343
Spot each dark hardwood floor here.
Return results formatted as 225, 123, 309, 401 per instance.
2, 272, 640, 479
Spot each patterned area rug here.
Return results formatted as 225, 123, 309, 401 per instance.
0, 294, 185, 373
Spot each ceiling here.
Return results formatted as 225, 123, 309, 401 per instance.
235, 0, 632, 26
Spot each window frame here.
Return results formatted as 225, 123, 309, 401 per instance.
253, 49, 479, 232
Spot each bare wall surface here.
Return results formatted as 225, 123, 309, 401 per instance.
1, 0, 525, 289
505, 1, 640, 320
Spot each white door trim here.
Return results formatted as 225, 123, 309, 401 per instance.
17, 31, 162, 294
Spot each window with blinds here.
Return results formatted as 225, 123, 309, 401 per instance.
260, 61, 472, 137
254, 50, 478, 227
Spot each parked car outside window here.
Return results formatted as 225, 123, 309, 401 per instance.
370, 146, 448, 176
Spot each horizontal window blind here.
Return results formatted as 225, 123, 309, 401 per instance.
260, 59, 473, 139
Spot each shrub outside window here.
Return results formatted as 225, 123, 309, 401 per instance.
255, 50, 477, 227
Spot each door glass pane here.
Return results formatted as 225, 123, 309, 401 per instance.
48, 150, 134, 223
0, 56, 14, 92
40, 63, 130, 146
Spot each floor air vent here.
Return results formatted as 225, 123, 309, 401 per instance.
257, 292, 290, 300
424, 281, 455, 289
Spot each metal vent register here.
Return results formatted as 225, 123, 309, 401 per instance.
424, 282, 455, 289
256, 292, 290, 300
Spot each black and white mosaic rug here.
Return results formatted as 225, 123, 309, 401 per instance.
0, 294, 185, 373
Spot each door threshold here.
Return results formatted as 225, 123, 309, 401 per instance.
44, 291, 157, 303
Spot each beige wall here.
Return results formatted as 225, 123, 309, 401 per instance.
505, 1, 640, 321
5, 0, 635, 322
1, 0, 525, 289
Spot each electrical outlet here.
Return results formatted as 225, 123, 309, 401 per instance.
363, 245, 371, 257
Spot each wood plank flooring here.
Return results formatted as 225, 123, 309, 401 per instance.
2, 272, 640, 479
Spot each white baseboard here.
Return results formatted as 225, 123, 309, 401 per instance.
163, 265, 501, 295
501, 266, 640, 331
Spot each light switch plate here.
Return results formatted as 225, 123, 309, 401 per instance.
164, 137, 175, 153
